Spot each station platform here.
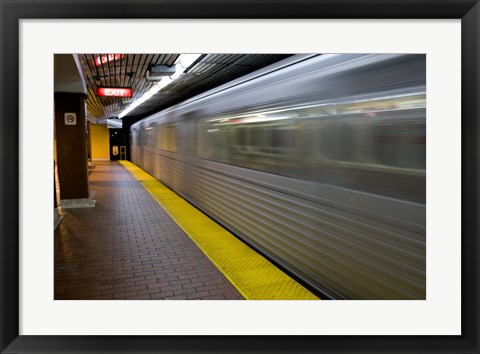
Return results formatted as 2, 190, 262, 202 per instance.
54, 161, 319, 300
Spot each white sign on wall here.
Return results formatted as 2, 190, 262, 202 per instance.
64, 112, 77, 125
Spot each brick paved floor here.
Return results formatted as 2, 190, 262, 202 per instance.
54, 161, 244, 300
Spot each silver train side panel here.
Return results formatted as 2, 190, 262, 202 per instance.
131, 54, 426, 299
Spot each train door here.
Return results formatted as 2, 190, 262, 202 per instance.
178, 113, 198, 199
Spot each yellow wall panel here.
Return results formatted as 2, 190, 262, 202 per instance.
90, 124, 110, 160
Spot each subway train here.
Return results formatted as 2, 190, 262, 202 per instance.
130, 54, 426, 300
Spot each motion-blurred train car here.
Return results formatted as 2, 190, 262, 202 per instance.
131, 54, 426, 299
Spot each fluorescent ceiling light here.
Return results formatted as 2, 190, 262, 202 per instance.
118, 54, 202, 119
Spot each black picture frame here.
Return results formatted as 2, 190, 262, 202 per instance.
1, 1, 478, 353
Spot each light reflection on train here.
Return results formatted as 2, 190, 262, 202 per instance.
131, 54, 426, 299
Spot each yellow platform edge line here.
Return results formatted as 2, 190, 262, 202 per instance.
118, 160, 319, 300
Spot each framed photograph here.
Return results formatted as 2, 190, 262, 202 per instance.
1, 0, 478, 353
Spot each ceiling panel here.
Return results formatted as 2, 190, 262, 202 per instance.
78, 54, 292, 125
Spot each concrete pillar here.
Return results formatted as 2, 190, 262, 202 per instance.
87, 122, 92, 162
54, 92, 95, 208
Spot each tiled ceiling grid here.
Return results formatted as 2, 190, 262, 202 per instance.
79, 54, 292, 123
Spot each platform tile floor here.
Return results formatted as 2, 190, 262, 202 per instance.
54, 161, 244, 300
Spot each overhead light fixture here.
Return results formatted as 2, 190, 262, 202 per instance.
118, 54, 202, 119
107, 118, 123, 129
145, 64, 177, 81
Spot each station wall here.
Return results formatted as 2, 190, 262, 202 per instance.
90, 124, 110, 160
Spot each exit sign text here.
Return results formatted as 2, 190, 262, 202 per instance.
96, 87, 133, 98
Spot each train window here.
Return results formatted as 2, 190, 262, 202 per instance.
210, 127, 230, 161
197, 122, 209, 158
321, 123, 355, 162
271, 127, 296, 152
234, 127, 247, 150
144, 127, 155, 147
140, 128, 149, 147
156, 125, 177, 152
374, 122, 426, 170
196, 114, 300, 177
249, 127, 268, 153
296, 117, 425, 203
233, 123, 297, 156
197, 121, 230, 162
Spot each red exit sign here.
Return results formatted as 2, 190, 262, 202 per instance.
95, 54, 125, 66
96, 87, 133, 98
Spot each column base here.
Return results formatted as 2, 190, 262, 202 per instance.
54, 207, 64, 230
60, 192, 96, 209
